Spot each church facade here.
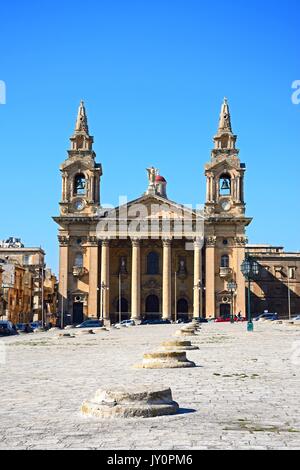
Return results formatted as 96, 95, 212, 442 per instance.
53, 100, 300, 325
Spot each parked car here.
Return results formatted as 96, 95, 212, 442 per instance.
215, 316, 246, 323
141, 319, 171, 325
292, 315, 300, 321
0, 321, 19, 337
175, 318, 190, 324
30, 321, 43, 330
16, 323, 34, 334
76, 320, 104, 329
115, 320, 136, 328
215, 317, 231, 323
254, 313, 278, 322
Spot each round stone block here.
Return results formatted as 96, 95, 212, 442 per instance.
175, 329, 197, 337
136, 351, 196, 369
81, 386, 179, 419
160, 340, 199, 351
59, 333, 75, 338
93, 327, 109, 333
76, 329, 95, 336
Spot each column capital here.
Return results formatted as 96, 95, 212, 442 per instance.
194, 237, 204, 249
100, 238, 110, 247
162, 237, 172, 247
234, 237, 248, 247
86, 236, 99, 247
58, 235, 70, 247
131, 237, 141, 248
205, 236, 217, 247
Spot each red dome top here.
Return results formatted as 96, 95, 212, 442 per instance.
155, 175, 167, 183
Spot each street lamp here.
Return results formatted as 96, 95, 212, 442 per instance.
227, 280, 237, 324
99, 281, 109, 323
193, 280, 204, 320
241, 256, 260, 332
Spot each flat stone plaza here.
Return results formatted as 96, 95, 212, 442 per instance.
0, 322, 300, 450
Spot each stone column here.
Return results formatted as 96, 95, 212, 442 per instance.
205, 237, 216, 319
131, 238, 141, 321
193, 238, 203, 319
100, 239, 110, 322
87, 237, 99, 318
58, 236, 69, 317
162, 239, 172, 320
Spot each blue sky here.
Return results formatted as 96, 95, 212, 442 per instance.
0, 0, 299, 274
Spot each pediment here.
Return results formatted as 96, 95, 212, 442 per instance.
60, 157, 96, 173
206, 157, 240, 173
104, 194, 204, 221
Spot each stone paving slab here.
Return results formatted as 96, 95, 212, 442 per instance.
0, 323, 299, 450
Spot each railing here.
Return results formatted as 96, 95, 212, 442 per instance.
219, 267, 232, 278
72, 266, 88, 278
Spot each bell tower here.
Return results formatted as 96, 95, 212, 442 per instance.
205, 98, 246, 217
204, 98, 252, 319
60, 101, 102, 216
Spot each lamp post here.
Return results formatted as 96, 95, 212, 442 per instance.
99, 281, 109, 323
193, 280, 204, 320
174, 271, 177, 323
241, 256, 260, 332
227, 280, 237, 324
119, 273, 122, 325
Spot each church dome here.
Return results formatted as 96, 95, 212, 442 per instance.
155, 175, 167, 183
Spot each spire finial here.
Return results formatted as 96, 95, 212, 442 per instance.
218, 97, 232, 133
75, 100, 89, 134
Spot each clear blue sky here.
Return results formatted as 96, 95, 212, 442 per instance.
0, 0, 299, 274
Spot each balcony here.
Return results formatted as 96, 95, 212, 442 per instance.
219, 267, 232, 279
73, 266, 88, 278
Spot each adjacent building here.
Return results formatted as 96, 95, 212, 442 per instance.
0, 238, 58, 323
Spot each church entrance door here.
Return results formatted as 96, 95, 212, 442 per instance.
73, 302, 84, 325
145, 295, 160, 320
220, 304, 231, 320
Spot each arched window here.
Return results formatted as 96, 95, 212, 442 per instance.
74, 174, 86, 195
74, 253, 83, 267
147, 252, 159, 275
219, 174, 231, 196
221, 255, 230, 268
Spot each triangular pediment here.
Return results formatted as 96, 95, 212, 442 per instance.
102, 193, 204, 221
206, 157, 240, 173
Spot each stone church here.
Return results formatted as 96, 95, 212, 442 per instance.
53, 100, 300, 325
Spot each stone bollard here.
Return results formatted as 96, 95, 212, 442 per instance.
135, 351, 196, 369
59, 333, 75, 338
81, 386, 179, 419
76, 329, 95, 336
175, 329, 197, 337
93, 327, 109, 334
160, 340, 199, 351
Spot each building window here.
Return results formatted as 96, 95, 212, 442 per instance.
147, 252, 159, 275
74, 253, 83, 268
288, 267, 296, 280
221, 255, 230, 268
74, 174, 86, 195
23, 255, 31, 265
